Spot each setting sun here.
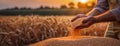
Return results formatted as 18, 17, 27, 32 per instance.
78, 0, 89, 3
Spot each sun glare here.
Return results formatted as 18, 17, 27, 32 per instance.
78, 0, 89, 3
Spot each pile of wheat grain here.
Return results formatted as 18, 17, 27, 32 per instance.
29, 36, 120, 46
0, 15, 108, 46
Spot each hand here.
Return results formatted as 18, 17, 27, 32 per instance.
75, 16, 96, 29
71, 14, 87, 22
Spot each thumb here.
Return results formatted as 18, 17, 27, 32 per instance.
82, 18, 89, 24
82, 16, 93, 23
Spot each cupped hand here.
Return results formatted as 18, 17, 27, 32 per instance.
71, 14, 87, 22
75, 16, 96, 29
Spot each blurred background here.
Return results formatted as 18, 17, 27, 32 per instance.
0, 0, 96, 15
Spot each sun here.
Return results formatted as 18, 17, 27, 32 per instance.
78, 0, 89, 3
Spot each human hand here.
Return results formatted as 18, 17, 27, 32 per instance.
71, 14, 87, 22
75, 16, 96, 29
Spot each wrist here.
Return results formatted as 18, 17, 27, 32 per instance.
88, 15, 94, 18
88, 16, 97, 23
93, 16, 98, 23
86, 14, 94, 17
86, 16, 97, 23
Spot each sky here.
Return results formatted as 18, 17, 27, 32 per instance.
0, 0, 78, 9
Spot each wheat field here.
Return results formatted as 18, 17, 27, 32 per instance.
0, 15, 108, 46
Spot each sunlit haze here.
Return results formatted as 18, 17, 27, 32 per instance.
78, 0, 89, 3
0, 0, 95, 9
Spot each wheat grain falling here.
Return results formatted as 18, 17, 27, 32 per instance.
68, 17, 85, 38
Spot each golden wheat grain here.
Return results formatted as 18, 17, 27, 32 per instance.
29, 36, 120, 46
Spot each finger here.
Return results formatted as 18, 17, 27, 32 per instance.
77, 14, 87, 18
75, 21, 93, 29
71, 16, 79, 22
71, 15, 87, 22
71, 18, 76, 22
81, 15, 87, 17
82, 17, 91, 23
75, 25, 84, 29
82, 19, 89, 24
75, 24, 87, 29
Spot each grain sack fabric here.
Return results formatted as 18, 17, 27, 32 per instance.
29, 36, 120, 46
105, 0, 120, 40
105, 22, 120, 40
